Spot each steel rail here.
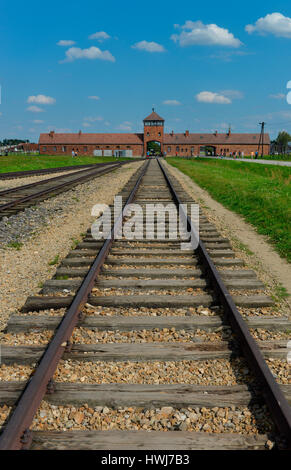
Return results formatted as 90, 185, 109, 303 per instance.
0, 162, 124, 196
0, 159, 149, 450
0, 163, 125, 215
0, 163, 106, 180
157, 158, 291, 448
0, 159, 143, 180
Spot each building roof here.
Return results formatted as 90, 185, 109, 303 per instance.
39, 132, 144, 145
143, 109, 164, 121
164, 133, 270, 145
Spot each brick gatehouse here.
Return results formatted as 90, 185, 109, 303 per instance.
39, 110, 270, 157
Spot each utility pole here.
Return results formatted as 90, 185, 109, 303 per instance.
258, 122, 265, 158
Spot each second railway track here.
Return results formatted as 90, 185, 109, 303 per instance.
0, 161, 130, 220
0, 158, 290, 450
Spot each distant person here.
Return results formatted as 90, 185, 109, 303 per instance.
72, 149, 75, 158
241, 151, 244, 159
255, 151, 258, 159
251, 151, 254, 159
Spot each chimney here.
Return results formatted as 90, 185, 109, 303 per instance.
227, 125, 231, 136
78, 130, 82, 136
214, 130, 218, 136
185, 130, 189, 137
49, 130, 55, 138
171, 130, 174, 136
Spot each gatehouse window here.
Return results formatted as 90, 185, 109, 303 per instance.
176, 146, 179, 152
53, 146, 57, 152
167, 147, 171, 152
83, 146, 87, 152
43, 146, 47, 152
62, 146, 66, 152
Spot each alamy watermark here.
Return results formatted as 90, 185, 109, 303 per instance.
90, 196, 199, 250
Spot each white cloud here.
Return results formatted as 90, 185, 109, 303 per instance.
246, 12, 291, 37
117, 122, 133, 131
89, 31, 110, 42
219, 90, 243, 99
88, 95, 100, 100
33, 119, 44, 123
27, 105, 44, 112
163, 100, 181, 105
57, 40, 76, 46
132, 41, 166, 52
62, 47, 115, 63
196, 91, 231, 104
27, 95, 55, 105
269, 93, 285, 99
171, 20, 242, 47
82, 122, 91, 128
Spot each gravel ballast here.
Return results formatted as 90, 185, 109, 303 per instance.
0, 162, 142, 331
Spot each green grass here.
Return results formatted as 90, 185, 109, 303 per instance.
167, 157, 291, 262
48, 254, 60, 266
7, 241, 23, 250
235, 241, 254, 256
71, 238, 79, 249
243, 154, 291, 162
0, 154, 132, 173
273, 285, 290, 300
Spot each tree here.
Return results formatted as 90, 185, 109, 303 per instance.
147, 141, 161, 155
275, 131, 291, 154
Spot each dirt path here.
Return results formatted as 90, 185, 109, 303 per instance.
165, 161, 291, 307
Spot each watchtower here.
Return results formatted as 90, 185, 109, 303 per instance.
143, 109, 164, 155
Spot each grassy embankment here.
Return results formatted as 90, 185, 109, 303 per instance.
0, 154, 132, 173
167, 157, 291, 263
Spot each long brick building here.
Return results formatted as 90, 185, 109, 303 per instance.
39, 110, 270, 157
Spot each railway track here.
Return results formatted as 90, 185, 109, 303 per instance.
0, 161, 130, 220
0, 163, 104, 180
0, 158, 290, 450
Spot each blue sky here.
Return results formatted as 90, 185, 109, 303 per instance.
1, 0, 291, 141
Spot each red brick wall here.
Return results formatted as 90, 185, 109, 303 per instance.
164, 144, 270, 156
40, 144, 143, 157
40, 141, 270, 158
143, 125, 164, 155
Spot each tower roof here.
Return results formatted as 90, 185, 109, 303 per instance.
143, 108, 164, 122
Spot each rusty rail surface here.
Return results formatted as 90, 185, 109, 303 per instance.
0, 162, 130, 216
157, 158, 291, 448
0, 159, 149, 450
